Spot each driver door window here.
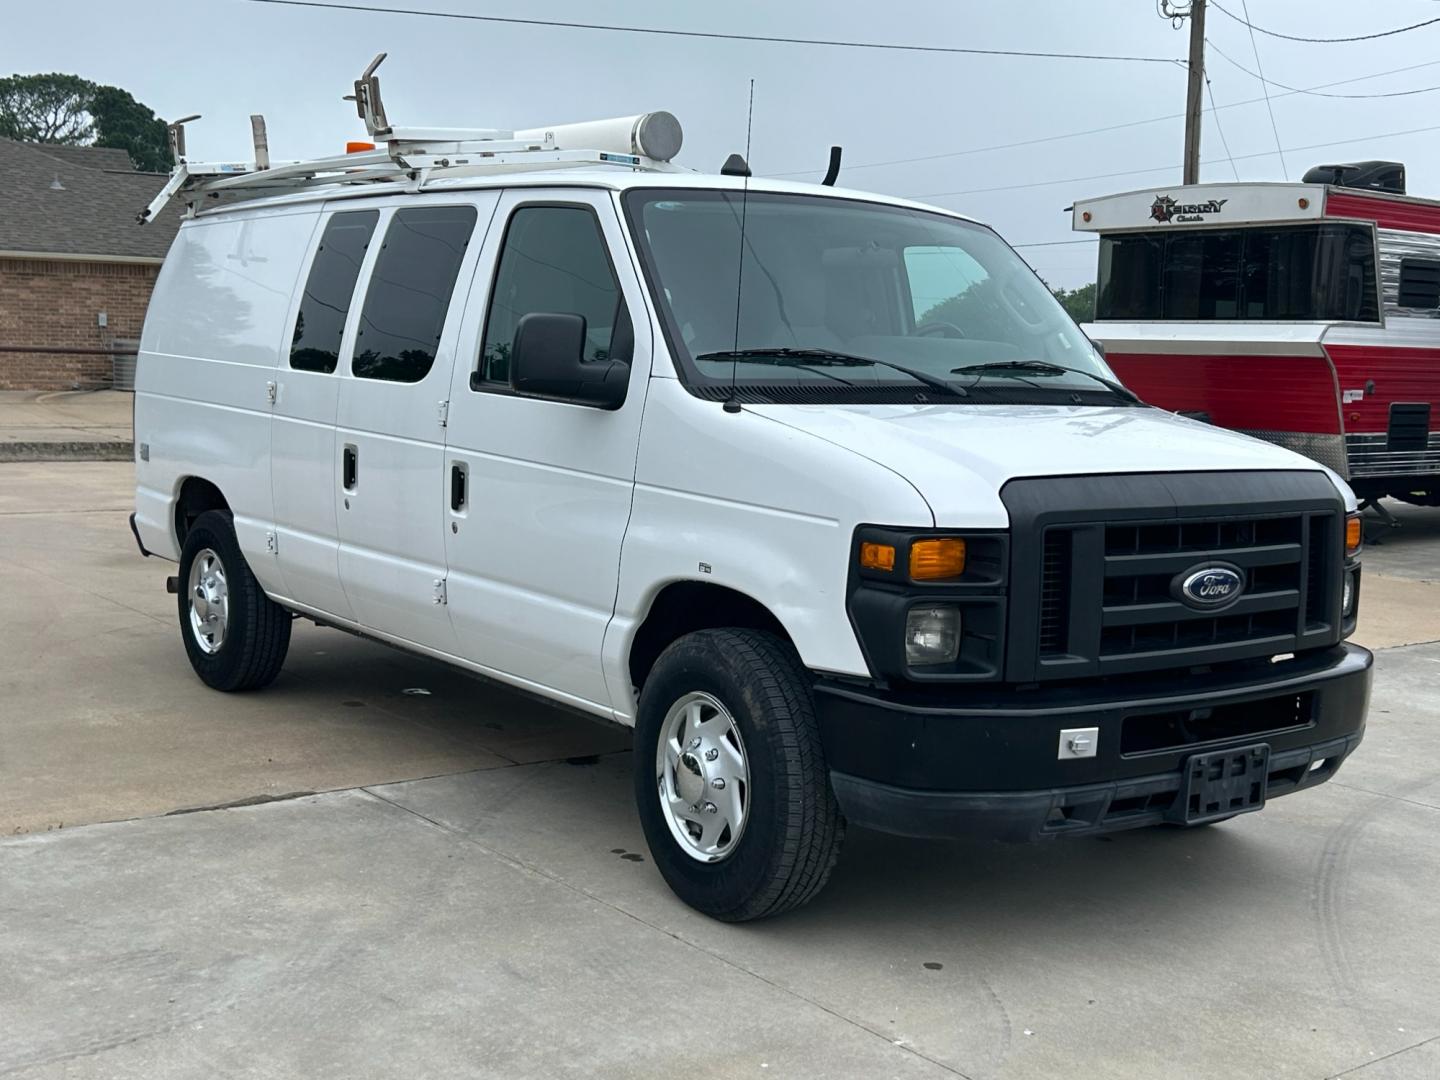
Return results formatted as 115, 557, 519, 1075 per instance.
477, 205, 626, 386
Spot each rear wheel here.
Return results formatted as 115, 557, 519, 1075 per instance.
633, 629, 845, 921
177, 510, 291, 691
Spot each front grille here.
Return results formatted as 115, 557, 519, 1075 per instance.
1097, 515, 1305, 661
1039, 530, 1071, 657
1004, 472, 1347, 683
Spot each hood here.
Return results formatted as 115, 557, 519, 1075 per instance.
749, 403, 1349, 527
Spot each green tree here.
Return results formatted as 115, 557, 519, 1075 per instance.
0, 73, 95, 143
90, 85, 172, 172
0, 72, 172, 172
1050, 281, 1097, 324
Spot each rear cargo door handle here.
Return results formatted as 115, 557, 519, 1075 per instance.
450, 462, 467, 513
342, 444, 358, 492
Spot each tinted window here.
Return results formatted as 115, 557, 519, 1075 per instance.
479, 206, 624, 384
1097, 223, 1378, 322
353, 205, 477, 383
290, 210, 378, 372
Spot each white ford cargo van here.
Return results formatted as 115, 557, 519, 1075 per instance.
131, 103, 1371, 921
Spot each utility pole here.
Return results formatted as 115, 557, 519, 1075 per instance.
1161, 0, 1207, 185
1182, 0, 1206, 185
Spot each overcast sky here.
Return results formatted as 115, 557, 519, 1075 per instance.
9, 0, 1440, 287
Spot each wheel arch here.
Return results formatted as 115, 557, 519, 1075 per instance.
627, 580, 793, 693
173, 476, 231, 550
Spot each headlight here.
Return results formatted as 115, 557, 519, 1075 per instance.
905, 605, 961, 666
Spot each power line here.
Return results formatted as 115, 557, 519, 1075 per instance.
765, 56, 1440, 177
241, 0, 1182, 64
1203, 72, 1240, 181
907, 120, 1440, 199
1012, 239, 1097, 248
1209, 0, 1440, 43
1239, 0, 1287, 178
1207, 39, 1440, 98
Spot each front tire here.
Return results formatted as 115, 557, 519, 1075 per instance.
633, 629, 845, 921
177, 510, 291, 691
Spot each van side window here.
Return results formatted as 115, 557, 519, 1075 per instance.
478, 206, 625, 385
353, 205, 478, 383
290, 210, 379, 373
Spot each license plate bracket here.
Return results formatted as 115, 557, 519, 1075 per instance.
1176, 743, 1270, 825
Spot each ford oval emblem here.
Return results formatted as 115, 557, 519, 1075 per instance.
1173, 563, 1245, 610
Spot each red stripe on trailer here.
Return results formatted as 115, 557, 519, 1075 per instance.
1106, 352, 1343, 434
1324, 191, 1440, 235
1324, 343, 1440, 432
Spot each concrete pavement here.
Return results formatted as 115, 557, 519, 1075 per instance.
0, 390, 133, 460
2, 462, 1439, 1079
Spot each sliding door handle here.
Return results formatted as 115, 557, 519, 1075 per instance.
450, 462, 467, 513
342, 444, 358, 491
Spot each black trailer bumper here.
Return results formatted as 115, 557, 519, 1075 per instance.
815, 642, 1371, 841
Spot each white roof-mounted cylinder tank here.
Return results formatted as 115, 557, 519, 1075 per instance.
513, 112, 683, 162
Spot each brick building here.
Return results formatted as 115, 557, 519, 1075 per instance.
0, 140, 182, 390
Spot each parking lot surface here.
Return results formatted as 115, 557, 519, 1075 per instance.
2, 462, 1438, 1079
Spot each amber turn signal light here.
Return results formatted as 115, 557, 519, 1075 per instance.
859, 542, 896, 572
1345, 514, 1362, 557
910, 538, 967, 580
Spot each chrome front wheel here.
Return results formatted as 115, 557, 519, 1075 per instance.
656, 691, 750, 863
187, 547, 229, 655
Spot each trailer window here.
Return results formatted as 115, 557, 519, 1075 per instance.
290, 210, 378, 373
353, 205, 477, 383
1397, 258, 1440, 309
1097, 223, 1378, 322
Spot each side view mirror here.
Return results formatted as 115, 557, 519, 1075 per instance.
507, 312, 629, 409
1088, 337, 1106, 359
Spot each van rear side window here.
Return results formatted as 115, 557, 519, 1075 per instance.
353, 205, 477, 383
290, 210, 379, 373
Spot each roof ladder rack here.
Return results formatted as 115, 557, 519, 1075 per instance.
139, 53, 686, 225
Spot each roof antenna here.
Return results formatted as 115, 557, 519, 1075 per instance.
821, 145, 842, 186
723, 79, 755, 415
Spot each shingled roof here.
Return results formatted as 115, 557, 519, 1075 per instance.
0, 139, 182, 260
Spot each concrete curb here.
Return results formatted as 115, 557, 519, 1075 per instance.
0, 441, 134, 462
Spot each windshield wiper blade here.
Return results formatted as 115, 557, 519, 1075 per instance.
698, 348, 967, 398
951, 359, 1143, 403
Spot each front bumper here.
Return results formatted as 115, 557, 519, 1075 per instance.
815, 642, 1372, 841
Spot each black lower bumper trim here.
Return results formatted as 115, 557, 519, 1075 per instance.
816, 641, 1371, 840
832, 733, 1362, 842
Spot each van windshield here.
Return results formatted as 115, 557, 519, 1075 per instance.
622, 189, 1124, 405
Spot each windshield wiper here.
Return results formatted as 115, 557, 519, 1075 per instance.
951, 360, 1143, 404
698, 348, 967, 398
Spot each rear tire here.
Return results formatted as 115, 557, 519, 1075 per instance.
177, 510, 291, 691
633, 628, 845, 922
